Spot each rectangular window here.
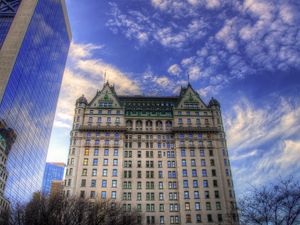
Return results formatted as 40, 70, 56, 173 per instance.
92, 169, 97, 177
102, 180, 107, 187
102, 169, 107, 176
113, 159, 118, 166
93, 158, 98, 166
112, 180, 117, 188
101, 191, 106, 199
103, 159, 108, 166
111, 191, 116, 199
91, 179, 96, 187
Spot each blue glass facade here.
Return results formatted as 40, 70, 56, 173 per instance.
0, 0, 70, 204
0, 0, 21, 48
42, 163, 65, 195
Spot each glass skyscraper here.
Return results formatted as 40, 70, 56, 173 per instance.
42, 162, 65, 195
0, 0, 71, 204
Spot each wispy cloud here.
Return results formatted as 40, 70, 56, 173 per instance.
225, 97, 300, 193
106, 0, 300, 96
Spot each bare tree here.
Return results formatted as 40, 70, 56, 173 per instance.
1, 192, 142, 225
239, 177, 300, 225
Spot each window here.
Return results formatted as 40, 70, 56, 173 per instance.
195, 202, 201, 210
91, 179, 96, 187
190, 149, 195, 157
183, 180, 189, 188
201, 159, 206, 166
159, 204, 164, 212
193, 180, 198, 188
200, 149, 205, 157
207, 214, 213, 223
182, 159, 186, 166
137, 192, 142, 201
94, 149, 99, 156
192, 169, 197, 177
186, 214, 192, 223
203, 180, 208, 187
181, 149, 186, 157
215, 190, 220, 198
191, 159, 196, 166
185, 202, 190, 210
194, 191, 200, 199
83, 158, 88, 166
84, 149, 89, 156
184, 191, 189, 199
206, 202, 211, 210
137, 182, 142, 189
114, 149, 118, 156
90, 191, 96, 198
218, 214, 223, 222
111, 191, 116, 199
102, 180, 107, 187
216, 202, 221, 210
101, 191, 106, 199
93, 158, 98, 166
202, 169, 207, 177
104, 149, 109, 156
113, 159, 118, 166
160, 216, 164, 224
82, 169, 87, 176
103, 159, 108, 166
102, 169, 107, 176
159, 182, 163, 189
112, 180, 117, 188
205, 191, 210, 199
159, 193, 164, 200
158, 161, 162, 168
81, 179, 86, 187
112, 169, 117, 176
159, 171, 163, 178
182, 169, 188, 177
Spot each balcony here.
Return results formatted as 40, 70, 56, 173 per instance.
79, 125, 126, 132
172, 127, 220, 133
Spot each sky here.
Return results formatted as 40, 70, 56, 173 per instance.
47, 0, 300, 197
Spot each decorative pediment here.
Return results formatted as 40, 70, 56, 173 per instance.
176, 84, 207, 109
89, 82, 122, 108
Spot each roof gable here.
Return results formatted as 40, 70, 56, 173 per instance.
89, 82, 121, 108
176, 84, 207, 109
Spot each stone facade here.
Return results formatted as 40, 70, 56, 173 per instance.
64, 82, 239, 225
0, 120, 16, 212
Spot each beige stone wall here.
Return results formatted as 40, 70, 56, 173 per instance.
0, 0, 38, 103
64, 90, 239, 225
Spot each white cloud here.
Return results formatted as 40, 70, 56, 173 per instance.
69, 42, 103, 59
276, 139, 300, 167
76, 59, 140, 95
105, 0, 300, 94
168, 64, 181, 76
188, 65, 201, 80
225, 98, 300, 152
226, 98, 300, 194
181, 57, 194, 66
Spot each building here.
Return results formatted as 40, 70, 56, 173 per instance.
0, 0, 71, 204
42, 162, 65, 195
50, 180, 64, 197
0, 120, 16, 212
64, 82, 239, 225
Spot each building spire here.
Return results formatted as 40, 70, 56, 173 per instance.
187, 72, 190, 86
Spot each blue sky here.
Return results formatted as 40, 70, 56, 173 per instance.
47, 0, 300, 197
